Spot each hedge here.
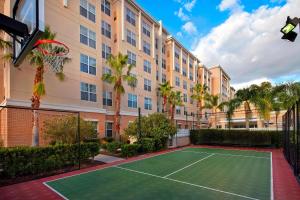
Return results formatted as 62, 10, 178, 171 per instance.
0, 143, 99, 178
190, 129, 282, 147
106, 141, 122, 154
121, 144, 141, 157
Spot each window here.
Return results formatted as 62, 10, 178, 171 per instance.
80, 54, 96, 75
175, 76, 180, 87
183, 81, 187, 90
184, 107, 188, 115
101, 20, 111, 38
189, 72, 193, 80
103, 91, 112, 106
142, 21, 151, 37
143, 41, 151, 55
103, 67, 111, 83
182, 67, 187, 77
176, 106, 181, 115
156, 70, 159, 81
175, 63, 180, 72
183, 93, 187, 103
129, 73, 137, 87
190, 84, 193, 93
144, 97, 152, 110
189, 62, 193, 69
102, 43, 111, 59
175, 50, 180, 59
144, 79, 151, 92
101, 0, 110, 16
190, 97, 194, 104
156, 55, 158, 65
162, 59, 166, 69
127, 51, 136, 65
80, 82, 96, 102
80, 0, 96, 22
80, 25, 96, 48
105, 122, 113, 137
128, 93, 137, 108
162, 45, 166, 54
126, 29, 136, 46
126, 7, 136, 26
162, 74, 166, 83
182, 57, 186, 64
155, 38, 158, 49
144, 60, 151, 73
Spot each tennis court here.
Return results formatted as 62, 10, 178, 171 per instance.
45, 148, 273, 200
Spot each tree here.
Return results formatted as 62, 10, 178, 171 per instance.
218, 98, 241, 130
158, 81, 173, 114
43, 116, 97, 144
26, 26, 71, 146
235, 88, 254, 130
124, 113, 177, 150
168, 91, 183, 123
191, 83, 209, 127
102, 53, 137, 140
249, 82, 273, 128
205, 95, 220, 128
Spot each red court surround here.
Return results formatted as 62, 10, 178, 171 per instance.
0, 146, 299, 200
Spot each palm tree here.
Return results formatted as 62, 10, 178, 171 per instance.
158, 81, 173, 114
250, 82, 273, 128
27, 26, 71, 146
235, 88, 253, 130
102, 53, 137, 139
168, 91, 183, 123
218, 98, 241, 130
191, 83, 209, 127
205, 95, 220, 128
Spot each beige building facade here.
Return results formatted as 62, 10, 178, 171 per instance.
0, 0, 236, 147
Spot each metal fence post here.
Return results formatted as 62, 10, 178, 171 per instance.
138, 107, 141, 142
78, 112, 81, 170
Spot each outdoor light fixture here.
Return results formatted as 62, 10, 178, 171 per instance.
281, 16, 300, 42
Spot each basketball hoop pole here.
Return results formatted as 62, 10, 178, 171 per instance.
0, 13, 28, 37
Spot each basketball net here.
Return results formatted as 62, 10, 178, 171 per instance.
33, 39, 69, 73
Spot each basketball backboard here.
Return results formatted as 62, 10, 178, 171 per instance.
13, 0, 45, 66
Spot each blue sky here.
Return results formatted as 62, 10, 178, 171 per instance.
136, 0, 300, 88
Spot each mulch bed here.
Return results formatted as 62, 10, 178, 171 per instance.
0, 160, 105, 187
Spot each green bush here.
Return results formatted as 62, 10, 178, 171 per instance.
125, 113, 176, 151
43, 116, 98, 144
121, 144, 141, 157
140, 138, 156, 152
190, 129, 282, 147
106, 141, 122, 154
0, 143, 99, 179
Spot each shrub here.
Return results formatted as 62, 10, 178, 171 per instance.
101, 137, 114, 144
140, 138, 156, 153
43, 116, 98, 144
125, 113, 176, 151
106, 141, 122, 154
121, 144, 141, 157
0, 143, 99, 179
190, 129, 282, 147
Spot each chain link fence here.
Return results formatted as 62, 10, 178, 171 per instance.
283, 100, 300, 181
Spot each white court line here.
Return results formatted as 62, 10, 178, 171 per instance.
270, 152, 274, 200
181, 150, 270, 159
115, 166, 260, 200
44, 148, 183, 184
163, 153, 215, 178
43, 182, 69, 200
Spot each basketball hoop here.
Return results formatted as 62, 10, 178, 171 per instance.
33, 39, 69, 73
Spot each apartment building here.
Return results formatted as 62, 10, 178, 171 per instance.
0, 0, 208, 146
209, 65, 231, 103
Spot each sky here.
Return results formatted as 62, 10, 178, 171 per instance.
135, 0, 300, 89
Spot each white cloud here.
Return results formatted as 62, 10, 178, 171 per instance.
193, 0, 300, 86
184, 0, 197, 12
232, 77, 273, 90
218, 0, 243, 12
177, 32, 183, 37
174, 8, 190, 21
182, 21, 198, 35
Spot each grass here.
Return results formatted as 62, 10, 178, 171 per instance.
45, 147, 272, 200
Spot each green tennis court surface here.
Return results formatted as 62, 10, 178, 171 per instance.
45, 148, 272, 200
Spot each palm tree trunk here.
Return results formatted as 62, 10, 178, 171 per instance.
31, 66, 43, 147
214, 108, 217, 129
115, 92, 121, 140
163, 96, 167, 114
170, 105, 175, 124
